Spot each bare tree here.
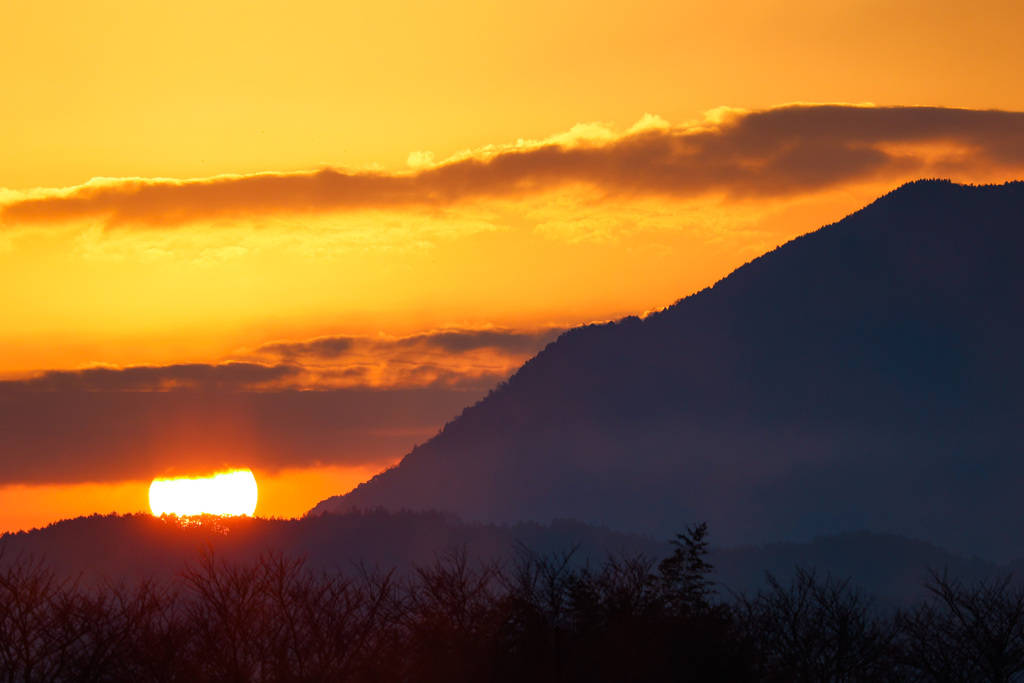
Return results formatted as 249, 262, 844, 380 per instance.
897, 571, 1024, 683
400, 546, 504, 683
735, 567, 898, 682
0, 553, 87, 683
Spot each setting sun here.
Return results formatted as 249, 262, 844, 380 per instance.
148, 469, 259, 517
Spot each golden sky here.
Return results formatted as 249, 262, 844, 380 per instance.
2, 0, 1024, 532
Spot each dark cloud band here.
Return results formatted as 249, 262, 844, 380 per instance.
0, 387, 485, 485
1, 363, 298, 393
0, 326, 564, 484
4, 105, 1023, 228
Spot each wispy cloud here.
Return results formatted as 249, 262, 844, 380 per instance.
4, 104, 1023, 229
248, 326, 565, 390
0, 362, 299, 393
1, 327, 565, 393
257, 327, 562, 360
0, 325, 566, 484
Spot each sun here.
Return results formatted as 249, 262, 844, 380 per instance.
149, 469, 259, 517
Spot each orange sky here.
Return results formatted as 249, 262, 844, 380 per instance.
2, 0, 1024, 533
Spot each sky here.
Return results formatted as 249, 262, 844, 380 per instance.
3, 0, 1024, 533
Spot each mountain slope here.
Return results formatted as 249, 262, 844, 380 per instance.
312, 180, 1024, 560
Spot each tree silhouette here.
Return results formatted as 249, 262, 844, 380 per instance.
897, 571, 1024, 682
735, 567, 899, 682
658, 521, 715, 614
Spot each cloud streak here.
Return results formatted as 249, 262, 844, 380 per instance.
1, 362, 298, 393
0, 387, 484, 485
257, 327, 562, 361
0, 325, 569, 485
1, 327, 564, 394
249, 326, 565, 390
4, 104, 1024, 229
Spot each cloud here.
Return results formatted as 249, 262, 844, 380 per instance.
0, 362, 301, 393
260, 336, 357, 360
407, 150, 435, 168
395, 328, 562, 354
0, 326, 563, 397
0, 386, 485, 485
0, 324, 571, 484
250, 326, 565, 390
258, 327, 563, 360
4, 104, 1023, 229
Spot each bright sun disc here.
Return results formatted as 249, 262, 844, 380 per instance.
149, 469, 258, 517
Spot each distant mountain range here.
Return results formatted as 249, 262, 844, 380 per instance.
312, 180, 1024, 561
0, 510, 662, 585
0, 510, 999, 606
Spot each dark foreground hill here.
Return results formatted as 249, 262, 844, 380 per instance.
3, 512, 1019, 682
313, 180, 1024, 560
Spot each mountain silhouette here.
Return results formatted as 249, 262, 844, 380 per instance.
312, 180, 1024, 560
0, 510, 663, 585
0, 511, 997, 605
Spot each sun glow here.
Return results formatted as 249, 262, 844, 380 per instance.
148, 469, 258, 517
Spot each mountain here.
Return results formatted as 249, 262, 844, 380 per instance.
714, 531, 996, 608
312, 180, 1024, 561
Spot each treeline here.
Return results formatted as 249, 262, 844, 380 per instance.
0, 510, 669, 586
2, 524, 1024, 682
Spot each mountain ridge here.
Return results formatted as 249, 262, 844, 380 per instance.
313, 180, 1024, 560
